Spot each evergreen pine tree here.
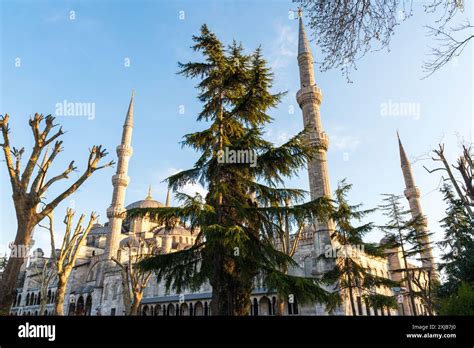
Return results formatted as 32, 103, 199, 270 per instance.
378, 194, 436, 315
322, 180, 398, 316
127, 25, 337, 315
437, 183, 474, 298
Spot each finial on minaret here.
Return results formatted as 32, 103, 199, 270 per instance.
297, 6, 302, 18
165, 187, 171, 207
146, 185, 153, 200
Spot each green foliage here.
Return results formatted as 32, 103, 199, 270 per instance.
437, 184, 474, 299
439, 282, 474, 315
129, 24, 334, 314
322, 180, 398, 314
378, 194, 437, 315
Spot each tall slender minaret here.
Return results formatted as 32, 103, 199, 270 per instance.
104, 91, 135, 260
296, 10, 335, 274
397, 132, 434, 272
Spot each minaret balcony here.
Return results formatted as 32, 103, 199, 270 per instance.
308, 131, 329, 151
296, 85, 322, 107
112, 174, 130, 187
116, 144, 133, 157
107, 206, 125, 219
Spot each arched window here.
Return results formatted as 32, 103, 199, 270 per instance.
180, 303, 188, 316
253, 298, 259, 316
104, 284, 109, 300
47, 290, 52, 304
17, 294, 22, 307
68, 302, 76, 316
259, 297, 271, 316
167, 303, 175, 316
37, 292, 41, 305
25, 293, 30, 306
85, 295, 93, 316
76, 296, 85, 316
112, 284, 118, 300
142, 305, 149, 316
194, 302, 203, 316
154, 305, 161, 316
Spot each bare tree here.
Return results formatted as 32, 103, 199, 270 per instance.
112, 237, 156, 316
29, 258, 56, 315
423, 21, 473, 77
295, 0, 468, 81
41, 209, 97, 315
424, 144, 474, 219
0, 113, 113, 314
410, 268, 436, 315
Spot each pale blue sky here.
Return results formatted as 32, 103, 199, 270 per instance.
0, 0, 472, 263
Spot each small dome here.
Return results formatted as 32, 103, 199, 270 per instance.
89, 225, 109, 236
119, 235, 142, 249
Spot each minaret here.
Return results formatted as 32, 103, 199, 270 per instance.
397, 132, 435, 272
104, 91, 135, 259
296, 10, 334, 274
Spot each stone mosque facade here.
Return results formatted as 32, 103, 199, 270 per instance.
9, 14, 433, 317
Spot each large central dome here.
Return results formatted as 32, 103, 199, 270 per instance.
125, 186, 164, 209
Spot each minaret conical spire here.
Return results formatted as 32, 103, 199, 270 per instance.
298, 10, 312, 56
295, 12, 334, 276
397, 133, 435, 272
105, 90, 135, 260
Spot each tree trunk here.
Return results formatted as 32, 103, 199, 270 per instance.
55, 274, 68, 315
275, 295, 285, 315
119, 267, 132, 316
0, 215, 36, 315
130, 292, 142, 316
348, 287, 357, 316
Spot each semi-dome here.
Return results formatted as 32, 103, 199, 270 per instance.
119, 234, 142, 248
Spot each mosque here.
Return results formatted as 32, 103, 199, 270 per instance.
9, 13, 433, 317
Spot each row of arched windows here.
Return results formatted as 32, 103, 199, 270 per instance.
141, 301, 210, 316
13, 289, 56, 307
68, 295, 93, 316
140, 296, 300, 316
